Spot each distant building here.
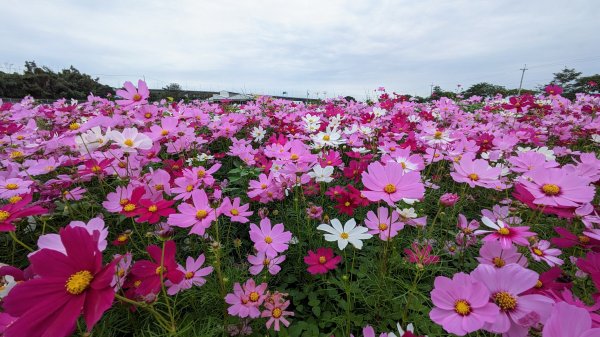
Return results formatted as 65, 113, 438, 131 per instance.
207, 91, 254, 102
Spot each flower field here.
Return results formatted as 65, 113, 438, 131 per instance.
1, 81, 600, 337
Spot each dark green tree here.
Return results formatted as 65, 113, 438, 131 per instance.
463, 82, 507, 98
548, 67, 582, 99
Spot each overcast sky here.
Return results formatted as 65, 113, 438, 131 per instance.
2, 0, 599, 99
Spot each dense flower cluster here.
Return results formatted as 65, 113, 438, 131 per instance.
0, 82, 599, 336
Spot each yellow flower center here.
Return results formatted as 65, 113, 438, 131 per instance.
133, 280, 142, 287
344, 201, 351, 207
8, 196, 22, 204
123, 139, 134, 147
389, 147, 396, 151
249, 291, 260, 302
123, 203, 136, 212
468, 173, 479, 181
378, 223, 388, 231
535, 280, 543, 288
155, 184, 164, 191
340, 232, 349, 239
148, 205, 158, 212
542, 184, 560, 196
264, 236, 273, 244
263, 258, 271, 266
533, 248, 544, 256
497, 227, 510, 235
319, 256, 327, 264
69, 123, 80, 130
9, 151, 23, 159
434, 131, 443, 139
197, 170, 206, 178
185, 271, 194, 279
454, 299, 471, 316
161, 129, 169, 136
16, 135, 24, 140
322, 135, 330, 141
117, 269, 125, 277
290, 154, 299, 160
65, 270, 93, 295
118, 161, 126, 168
91, 165, 102, 173
186, 185, 194, 192
230, 209, 239, 216
579, 235, 591, 244
119, 198, 129, 206
196, 209, 208, 219
493, 291, 518, 311
133, 94, 142, 101
383, 184, 396, 194
155, 266, 166, 275
117, 234, 128, 242
400, 162, 407, 169
0, 210, 10, 221
261, 183, 267, 189
145, 113, 152, 118
492, 257, 506, 268
5, 183, 18, 190
272, 308, 282, 318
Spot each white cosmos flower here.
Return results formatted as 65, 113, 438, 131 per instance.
592, 134, 600, 144
308, 165, 334, 183
0, 275, 16, 299
372, 107, 386, 118
251, 126, 266, 142
517, 146, 556, 161
75, 126, 107, 154
396, 208, 417, 219
317, 218, 372, 250
313, 127, 345, 147
107, 127, 152, 153
351, 147, 370, 154
407, 115, 421, 123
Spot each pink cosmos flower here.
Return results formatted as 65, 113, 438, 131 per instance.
168, 189, 217, 236
149, 117, 179, 140
440, 192, 460, 206
450, 155, 502, 189
171, 175, 200, 201
477, 240, 528, 269
224, 279, 268, 318
529, 240, 563, 267
364, 206, 404, 240
429, 272, 499, 336
2, 226, 119, 337
542, 301, 600, 337
361, 161, 425, 206
111, 252, 133, 288
102, 185, 134, 213
115, 80, 149, 106
63, 187, 87, 201
0, 177, 32, 198
471, 264, 554, 336
261, 292, 294, 331
507, 151, 558, 173
249, 218, 292, 258
34, 217, 108, 256
304, 247, 342, 275
518, 168, 595, 208
166, 254, 213, 295
219, 197, 253, 223
475, 216, 535, 249
248, 252, 286, 275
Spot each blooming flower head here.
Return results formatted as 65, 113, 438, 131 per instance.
471, 263, 554, 336
361, 161, 425, 206
107, 127, 153, 153
115, 80, 149, 106
364, 207, 404, 241
261, 292, 294, 331
477, 240, 528, 269
304, 247, 342, 275
2, 226, 119, 337
248, 252, 286, 275
0, 177, 32, 199
166, 254, 213, 295
440, 192, 460, 206
429, 272, 499, 336
0, 193, 47, 232
219, 197, 253, 223
450, 155, 502, 189
167, 189, 217, 236
249, 218, 292, 257
129, 240, 184, 296
34, 217, 108, 256
318, 218, 372, 250
518, 168, 595, 208
543, 302, 600, 337
308, 165, 335, 183
224, 278, 268, 318
529, 240, 563, 267
404, 243, 440, 266
476, 216, 536, 249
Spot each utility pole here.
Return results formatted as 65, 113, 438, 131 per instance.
517, 64, 528, 95
430, 83, 434, 96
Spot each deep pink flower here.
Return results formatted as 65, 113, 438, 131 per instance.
429, 272, 499, 336
471, 264, 554, 336
440, 193, 460, 206
134, 197, 176, 224
129, 240, 184, 296
361, 161, 424, 206
544, 84, 563, 96
249, 218, 291, 258
304, 247, 342, 275
404, 243, 439, 266
2, 226, 119, 337
0, 194, 47, 232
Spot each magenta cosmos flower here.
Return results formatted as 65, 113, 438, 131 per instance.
224, 278, 268, 318
115, 80, 149, 106
450, 155, 502, 189
543, 302, 600, 337
304, 247, 342, 275
429, 272, 499, 336
0, 194, 47, 232
361, 161, 425, 206
2, 226, 119, 337
167, 189, 217, 236
249, 218, 292, 258
364, 206, 404, 240
129, 240, 184, 296
518, 168, 595, 208
471, 264, 554, 337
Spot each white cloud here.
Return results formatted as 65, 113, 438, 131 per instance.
2, 0, 599, 98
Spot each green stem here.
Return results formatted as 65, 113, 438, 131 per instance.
9, 231, 33, 252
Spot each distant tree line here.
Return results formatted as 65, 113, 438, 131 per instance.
0, 61, 113, 99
